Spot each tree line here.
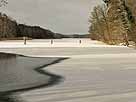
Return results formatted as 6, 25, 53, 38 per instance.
0, 13, 63, 39
89, 0, 136, 46
0, 13, 89, 40
0, 0, 61, 40
0, 13, 90, 40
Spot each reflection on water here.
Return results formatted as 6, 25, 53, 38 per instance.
0, 94, 23, 102
0, 52, 66, 102
0, 53, 16, 59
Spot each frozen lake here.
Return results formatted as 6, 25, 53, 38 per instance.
0, 39, 136, 102
0, 52, 66, 102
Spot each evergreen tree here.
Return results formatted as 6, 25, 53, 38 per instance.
0, 0, 8, 7
89, 0, 132, 45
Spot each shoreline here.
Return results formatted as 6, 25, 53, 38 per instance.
0, 52, 68, 102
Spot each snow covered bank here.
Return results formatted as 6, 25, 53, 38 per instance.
0, 39, 126, 48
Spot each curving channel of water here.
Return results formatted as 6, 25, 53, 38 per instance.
0, 52, 68, 102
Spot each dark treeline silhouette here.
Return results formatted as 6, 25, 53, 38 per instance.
17, 24, 55, 39
62, 34, 90, 38
0, 13, 61, 39
0, 13, 89, 40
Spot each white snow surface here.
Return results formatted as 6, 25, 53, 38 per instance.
0, 38, 126, 48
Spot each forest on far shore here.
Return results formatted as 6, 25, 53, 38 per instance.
0, 13, 89, 40
0, 13, 57, 39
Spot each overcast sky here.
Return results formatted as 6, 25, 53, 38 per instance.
1, 0, 102, 34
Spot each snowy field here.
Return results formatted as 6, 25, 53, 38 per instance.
0, 38, 126, 48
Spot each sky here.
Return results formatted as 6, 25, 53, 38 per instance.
1, 0, 102, 34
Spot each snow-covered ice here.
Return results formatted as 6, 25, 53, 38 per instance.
0, 38, 127, 48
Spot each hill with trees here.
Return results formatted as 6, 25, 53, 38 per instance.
0, 13, 61, 39
0, 13, 89, 40
89, 0, 136, 46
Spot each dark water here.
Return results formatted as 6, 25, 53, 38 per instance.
0, 52, 67, 102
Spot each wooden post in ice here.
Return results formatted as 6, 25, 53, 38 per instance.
23, 37, 26, 45
51, 39, 53, 45
79, 39, 82, 44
